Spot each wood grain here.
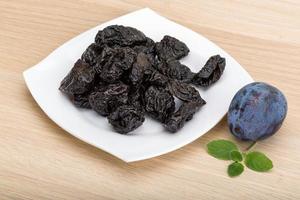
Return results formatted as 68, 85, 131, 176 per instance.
1, 0, 300, 199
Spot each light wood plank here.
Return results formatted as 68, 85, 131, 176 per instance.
0, 0, 299, 199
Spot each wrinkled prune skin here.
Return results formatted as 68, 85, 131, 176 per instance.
168, 80, 206, 104
147, 70, 169, 87
157, 59, 195, 83
132, 37, 156, 64
94, 46, 115, 73
133, 37, 155, 54
129, 53, 151, 86
89, 83, 129, 116
128, 89, 144, 112
81, 43, 103, 66
71, 93, 91, 109
95, 25, 147, 47
59, 59, 96, 95
192, 55, 226, 87
66, 80, 107, 109
129, 61, 144, 86
228, 82, 287, 141
100, 62, 124, 83
108, 105, 145, 134
165, 101, 204, 133
129, 53, 168, 87
119, 47, 137, 71
98, 47, 137, 83
144, 86, 175, 122
155, 35, 189, 61
142, 63, 156, 81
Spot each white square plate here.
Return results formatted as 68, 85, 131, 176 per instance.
23, 8, 253, 162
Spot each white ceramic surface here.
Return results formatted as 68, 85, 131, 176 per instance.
23, 8, 253, 162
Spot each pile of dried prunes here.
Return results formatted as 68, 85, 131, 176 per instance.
59, 25, 225, 134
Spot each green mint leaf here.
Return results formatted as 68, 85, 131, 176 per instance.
230, 150, 243, 162
245, 151, 273, 172
228, 162, 244, 177
207, 140, 238, 160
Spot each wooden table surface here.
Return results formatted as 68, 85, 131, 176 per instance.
1, 0, 300, 199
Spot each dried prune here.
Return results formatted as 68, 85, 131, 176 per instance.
144, 86, 175, 122
132, 37, 155, 62
71, 93, 91, 109
81, 43, 103, 66
95, 25, 146, 47
133, 37, 155, 54
128, 89, 144, 112
147, 70, 169, 87
89, 83, 129, 116
129, 53, 168, 87
142, 63, 156, 81
168, 80, 206, 104
108, 105, 145, 134
94, 46, 114, 73
121, 47, 137, 70
67, 81, 107, 109
59, 59, 96, 95
192, 55, 226, 87
98, 47, 136, 83
157, 59, 195, 83
59, 25, 227, 134
129, 53, 151, 86
155, 35, 189, 61
165, 101, 204, 133
100, 62, 124, 83
129, 62, 144, 86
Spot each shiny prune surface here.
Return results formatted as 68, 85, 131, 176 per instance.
165, 101, 205, 133
144, 86, 175, 123
108, 105, 145, 134
157, 59, 195, 83
129, 53, 151, 86
155, 35, 189, 61
95, 25, 146, 47
81, 43, 103, 66
168, 80, 206, 104
98, 47, 137, 83
192, 55, 225, 87
59, 59, 95, 95
71, 93, 91, 109
89, 83, 129, 116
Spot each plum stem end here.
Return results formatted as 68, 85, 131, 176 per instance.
245, 141, 257, 151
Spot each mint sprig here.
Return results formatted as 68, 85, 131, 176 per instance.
206, 139, 273, 177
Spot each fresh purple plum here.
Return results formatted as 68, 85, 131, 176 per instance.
228, 82, 287, 141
